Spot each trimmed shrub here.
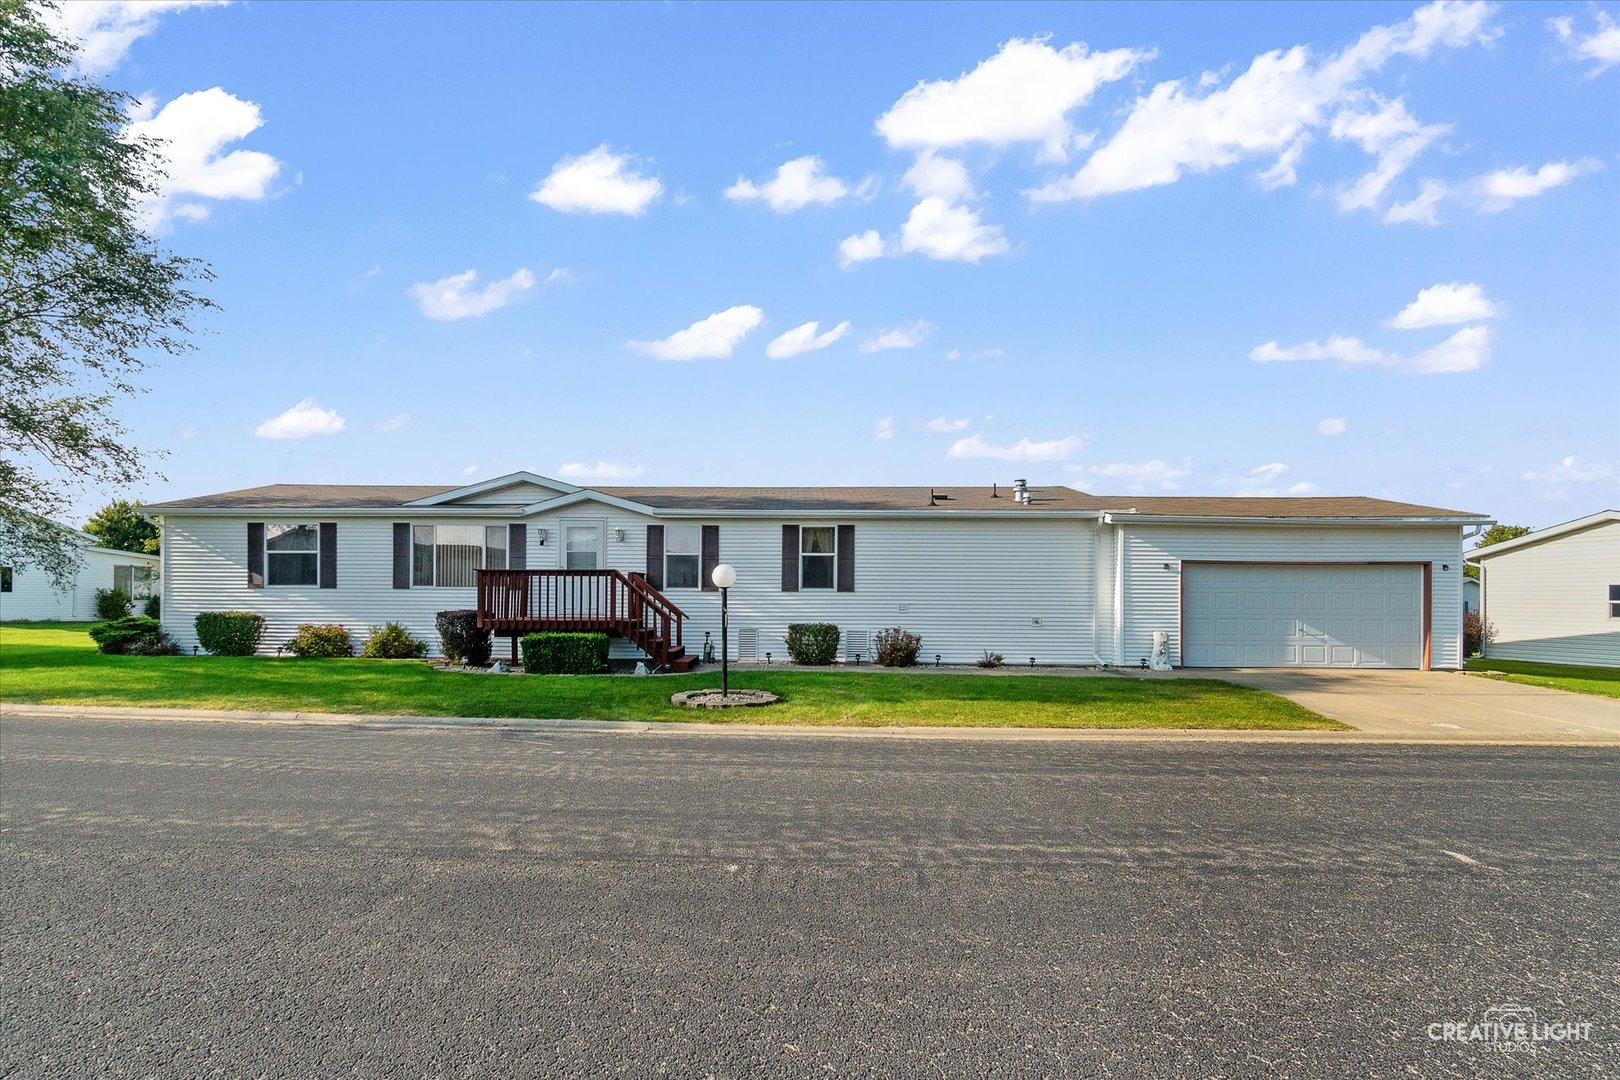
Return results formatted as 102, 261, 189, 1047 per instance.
520, 632, 610, 675
786, 623, 840, 665
362, 621, 427, 659
436, 609, 492, 666
873, 626, 922, 668
90, 616, 177, 655
977, 650, 1005, 668
287, 623, 354, 658
94, 587, 131, 621
195, 611, 265, 656
142, 594, 161, 619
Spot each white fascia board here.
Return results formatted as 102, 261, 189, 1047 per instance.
519, 490, 663, 516
646, 508, 1104, 520
1464, 509, 1620, 561
1100, 513, 1493, 527
84, 545, 161, 562
403, 471, 582, 506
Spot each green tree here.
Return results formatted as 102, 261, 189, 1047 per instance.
84, 498, 159, 554
1464, 523, 1532, 579
0, 0, 213, 586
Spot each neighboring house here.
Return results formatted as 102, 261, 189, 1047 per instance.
0, 526, 161, 621
146, 472, 1489, 670
1463, 576, 1480, 614
1466, 510, 1620, 667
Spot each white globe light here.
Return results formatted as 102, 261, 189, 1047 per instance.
711, 563, 737, 589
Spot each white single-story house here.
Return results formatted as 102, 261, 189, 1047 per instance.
1463, 576, 1480, 614
146, 472, 1489, 670
0, 526, 161, 621
1466, 509, 1620, 667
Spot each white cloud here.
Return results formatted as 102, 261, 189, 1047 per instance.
1521, 455, 1615, 500
1318, 417, 1348, 436
1386, 159, 1600, 223
1478, 159, 1601, 213
408, 268, 535, 320
838, 229, 887, 268
556, 461, 648, 481
918, 416, 971, 433
124, 87, 282, 230
1387, 282, 1498, 329
765, 320, 850, 360
1406, 324, 1491, 374
627, 305, 764, 361
1550, 11, 1620, 74
46, 0, 227, 76
377, 413, 409, 432
899, 198, 1010, 263
1227, 461, 1319, 496
179, 423, 200, 440
530, 145, 662, 215
725, 156, 865, 212
873, 417, 896, 441
1329, 96, 1449, 214
1384, 178, 1450, 224
254, 399, 345, 440
876, 36, 1152, 161
1252, 323, 1489, 374
461, 464, 480, 477
1029, 0, 1496, 203
903, 151, 977, 201
1070, 458, 1191, 492
1250, 335, 1393, 365
946, 434, 1083, 462
545, 267, 577, 285
859, 321, 934, 353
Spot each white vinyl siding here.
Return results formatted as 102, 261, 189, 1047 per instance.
1112, 524, 1466, 670
0, 545, 160, 622
1478, 519, 1620, 667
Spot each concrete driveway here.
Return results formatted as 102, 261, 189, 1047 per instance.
1216, 668, 1620, 743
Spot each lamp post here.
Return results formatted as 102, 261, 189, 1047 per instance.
711, 563, 736, 697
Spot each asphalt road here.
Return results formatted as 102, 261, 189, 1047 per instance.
2, 717, 1616, 1079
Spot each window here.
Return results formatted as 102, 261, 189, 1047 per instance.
565, 525, 600, 570
114, 564, 154, 598
0, 566, 11, 592
801, 526, 836, 590
1610, 584, 1620, 619
664, 525, 700, 589
410, 524, 508, 586
265, 524, 318, 586
484, 525, 508, 571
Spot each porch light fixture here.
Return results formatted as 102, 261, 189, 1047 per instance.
535, 528, 547, 545
712, 563, 737, 696
613, 528, 626, 543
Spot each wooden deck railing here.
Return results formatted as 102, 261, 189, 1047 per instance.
475, 569, 687, 668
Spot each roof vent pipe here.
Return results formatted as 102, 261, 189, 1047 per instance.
1013, 478, 1028, 504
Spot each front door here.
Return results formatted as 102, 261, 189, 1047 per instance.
562, 521, 604, 570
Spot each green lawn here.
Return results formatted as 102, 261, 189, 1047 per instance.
1465, 658, 1620, 699
0, 622, 1343, 730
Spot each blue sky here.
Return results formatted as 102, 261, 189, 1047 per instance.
53, 0, 1619, 527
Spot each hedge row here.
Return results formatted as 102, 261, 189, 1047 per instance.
520, 632, 609, 675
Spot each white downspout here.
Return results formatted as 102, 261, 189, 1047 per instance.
1113, 524, 1126, 667
1091, 521, 1104, 666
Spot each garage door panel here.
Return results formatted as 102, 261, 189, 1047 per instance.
1183, 564, 1422, 669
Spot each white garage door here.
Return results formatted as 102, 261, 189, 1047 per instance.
1182, 564, 1423, 669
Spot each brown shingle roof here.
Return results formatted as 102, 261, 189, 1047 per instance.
146, 482, 1484, 519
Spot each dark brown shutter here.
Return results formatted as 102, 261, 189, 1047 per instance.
392, 523, 411, 589
319, 522, 337, 589
508, 524, 526, 570
644, 525, 664, 589
701, 525, 720, 592
781, 524, 800, 592
836, 524, 855, 593
247, 522, 264, 588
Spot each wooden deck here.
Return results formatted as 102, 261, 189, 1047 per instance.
475, 569, 692, 671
